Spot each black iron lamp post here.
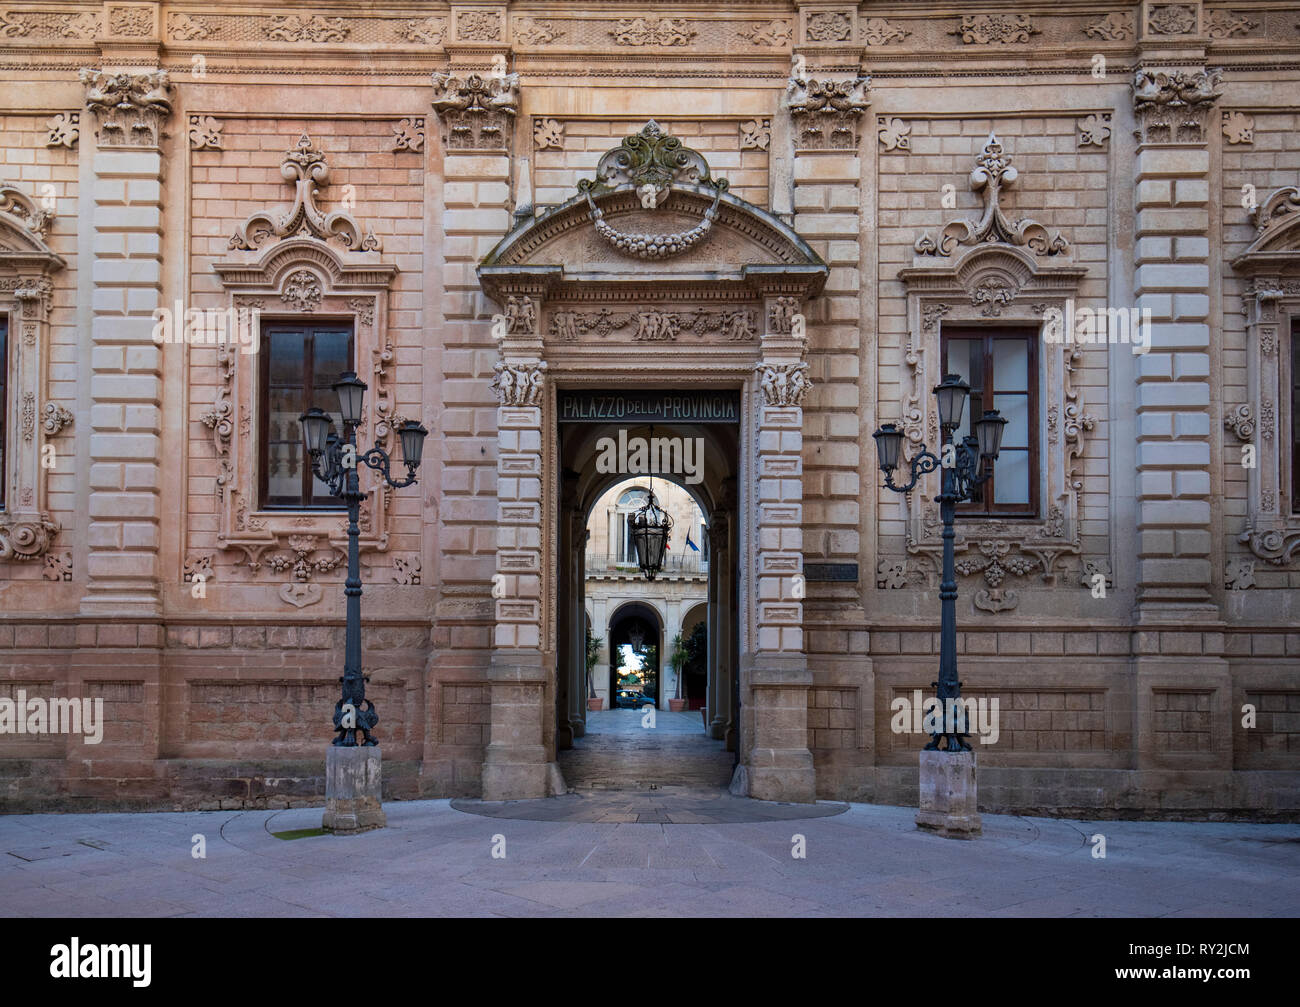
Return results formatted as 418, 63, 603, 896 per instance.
872, 374, 1007, 751
300, 371, 427, 747
630, 487, 673, 581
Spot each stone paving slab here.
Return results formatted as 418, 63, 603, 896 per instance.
1, 798, 1298, 917
452, 786, 848, 824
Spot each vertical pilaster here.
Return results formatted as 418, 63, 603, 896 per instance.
79, 69, 171, 616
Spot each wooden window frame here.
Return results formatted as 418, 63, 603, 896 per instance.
940, 324, 1040, 518
258, 321, 355, 510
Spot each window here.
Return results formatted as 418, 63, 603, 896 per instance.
1292, 316, 1299, 514
259, 322, 354, 509
941, 326, 1038, 517
0, 316, 6, 511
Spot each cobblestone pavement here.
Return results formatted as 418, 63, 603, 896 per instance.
2, 798, 1297, 917
558, 708, 737, 791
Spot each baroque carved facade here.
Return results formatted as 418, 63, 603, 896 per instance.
0, 0, 1297, 817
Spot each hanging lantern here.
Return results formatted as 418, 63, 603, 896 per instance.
629, 489, 673, 581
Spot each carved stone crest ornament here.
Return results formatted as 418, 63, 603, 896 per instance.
431, 72, 520, 151
1132, 68, 1223, 145
229, 135, 381, 251
915, 134, 1069, 257
786, 77, 871, 150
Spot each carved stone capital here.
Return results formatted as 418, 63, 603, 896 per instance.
1131, 67, 1223, 145
786, 76, 870, 151
80, 68, 172, 148
432, 71, 520, 151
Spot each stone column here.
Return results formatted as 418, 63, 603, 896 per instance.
570, 512, 589, 737
1128, 62, 1232, 779
708, 513, 734, 745
79, 69, 172, 616
706, 526, 724, 739
740, 298, 817, 803
1131, 67, 1222, 617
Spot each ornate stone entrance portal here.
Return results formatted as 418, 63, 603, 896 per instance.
477, 122, 827, 801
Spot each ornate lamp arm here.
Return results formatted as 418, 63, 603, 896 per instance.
359, 447, 417, 489
883, 446, 941, 495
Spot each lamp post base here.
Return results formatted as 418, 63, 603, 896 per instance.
322, 745, 387, 834
915, 749, 981, 839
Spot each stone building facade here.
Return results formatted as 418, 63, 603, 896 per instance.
1, 0, 1298, 816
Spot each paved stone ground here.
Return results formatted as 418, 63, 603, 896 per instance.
558, 708, 736, 791
453, 786, 848, 823
1, 798, 1297, 917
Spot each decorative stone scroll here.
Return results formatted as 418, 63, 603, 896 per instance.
1131, 67, 1223, 145
79, 68, 172, 148
786, 76, 871, 151
915, 134, 1069, 257
0, 183, 65, 564
431, 72, 520, 151
229, 135, 381, 252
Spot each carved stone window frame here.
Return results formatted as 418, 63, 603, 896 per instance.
1231, 183, 1300, 566
896, 244, 1092, 611
209, 237, 399, 580
0, 184, 66, 562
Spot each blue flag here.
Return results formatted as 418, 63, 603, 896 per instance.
685, 531, 699, 552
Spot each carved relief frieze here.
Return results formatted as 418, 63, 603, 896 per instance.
805, 11, 852, 43
432, 72, 519, 152
80, 69, 172, 149
1, 11, 100, 38
950, 14, 1039, 44
1132, 67, 1223, 145
515, 17, 564, 45
492, 361, 547, 405
609, 17, 696, 46
861, 17, 911, 46
1204, 10, 1259, 38
738, 19, 792, 47
0, 182, 65, 565
755, 361, 811, 406
915, 134, 1070, 257
1084, 12, 1136, 40
1147, 4, 1198, 35
230, 135, 382, 252
787, 76, 870, 151
268, 14, 347, 42
456, 10, 503, 42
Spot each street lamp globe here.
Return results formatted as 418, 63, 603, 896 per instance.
973, 410, 1008, 459
630, 489, 673, 581
332, 371, 368, 428
872, 422, 905, 472
933, 373, 971, 430
397, 420, 429, 470
299, 406, 333, 456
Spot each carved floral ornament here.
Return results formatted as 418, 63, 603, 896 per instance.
431, 72, 520, 151
0, 182, 66, 564
230, 135, 381, 252
915, 134, 1070, 258
1231, 182, 1300, 568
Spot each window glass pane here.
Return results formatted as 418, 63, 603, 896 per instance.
993, 392, 1029, 449
993, 337, 1029, 391
312, 331, 351, 403
0, 320, 6, 510
993, 449, 1030, 505
265, 330, 307, 503
1293, 323, 1300, 512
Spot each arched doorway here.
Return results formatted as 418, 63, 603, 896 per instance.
477, 121, 827, 803
607, 601, 661, 708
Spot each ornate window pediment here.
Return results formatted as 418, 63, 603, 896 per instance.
0, 183, 67, 563
208, 206, 400, 606
1231, 182, 1300, 566
896, 141, 1094, 611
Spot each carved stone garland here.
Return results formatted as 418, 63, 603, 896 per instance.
577, 120, 729, 261
0, 183, 66, 562
1231, 181, 1300, 566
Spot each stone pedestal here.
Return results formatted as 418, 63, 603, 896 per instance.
322, 745, 387, 834
915, 749, 981, 839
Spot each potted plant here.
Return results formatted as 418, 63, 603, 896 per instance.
586, 629, 604, 711
668, 631, 688, 712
